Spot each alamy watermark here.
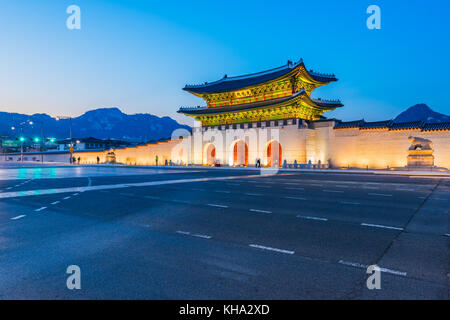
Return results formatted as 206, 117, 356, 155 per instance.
366, 264, 381, 290
66, 5, 81, 30
66, 265, 81, 290
367, 5, 381, 30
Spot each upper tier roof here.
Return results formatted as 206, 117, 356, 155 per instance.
183, 59, 337, 94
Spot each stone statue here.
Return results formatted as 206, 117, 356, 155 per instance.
407, 136, 434, 167
408, 136, 433, 151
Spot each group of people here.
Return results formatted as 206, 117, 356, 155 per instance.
71, 156, 101, 164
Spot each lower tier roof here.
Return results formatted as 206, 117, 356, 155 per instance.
178, 90, 342, 116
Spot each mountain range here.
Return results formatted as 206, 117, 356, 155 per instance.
0, 108, 191, 142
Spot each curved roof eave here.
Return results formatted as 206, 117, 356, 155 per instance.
183, 60, 337, 94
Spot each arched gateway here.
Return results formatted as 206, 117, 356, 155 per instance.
203, 143, 216, 166
231, 140, 248, 166
266, 140, 282, 167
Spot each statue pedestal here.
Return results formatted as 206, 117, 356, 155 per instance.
407, 150, 434, 167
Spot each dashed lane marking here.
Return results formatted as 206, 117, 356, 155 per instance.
340, 201, 360, 205
63, 196, 71, 200
361, 223, 403, 231
368, 193, 393, 197
249, 209, 272, 214
214, 190, 231, 193
192, 233, 213, 239
176, 231, 212, 239
35, 207, 47, 212
207, 204, 229, 208
284, 196, 307, 201
11, 215, 26, 220
285, 187, 305, 191
51, 201, 60, 205
249, 244, 295, 255
245, 193, 263, 196
323, 189, 344, 193
297, 215, 328, 221
338, 260, 407, 276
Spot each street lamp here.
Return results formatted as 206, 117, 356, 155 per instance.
56, 116, 73, 162
12, 120, 33, 162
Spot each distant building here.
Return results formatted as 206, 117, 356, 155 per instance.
57, 137, 131, 151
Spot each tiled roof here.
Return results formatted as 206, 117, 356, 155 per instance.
360, 120, 392, 130
334, 120, 365, 129
422, 122, 450, 131
183, 59, 337, 94
334, 120, 450, 131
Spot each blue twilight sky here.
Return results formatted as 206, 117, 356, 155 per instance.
0, 0, 449, 125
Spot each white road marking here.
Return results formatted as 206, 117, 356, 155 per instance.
35, 207, 47, 212
362, 186, 379, 190
145, 195, 161, 200
335, 185, 349, 188
338, 260, 407, 276
214, 190, 231, 193
245, 193, 263, 196
284, 182, 300, 185
297, 215, 328, 221
285, 187, 304, 191
255, 185, 271, 188
51, 201, 60, 205
361, 223, 403, 231
172, 199, 192, 204
63, 196, 71, 200
176, 230, 212, 239
323, 189, 344, 193
310, 184, 323, 187
249, 244, 294, 255
249, 209, 272, 214
284, 196, 307, 201
207, 204, 229, 208
340, 201, 360, 205
396, 188, 415, 192
73, 193, 79, 196
11, 215, 26, 220
444, 234, 450, 237
432, 198, 448, 201
368, 193, 393, 197
192, 233, 212, 239
0, 173, 293, 200
6, 187, 12, 190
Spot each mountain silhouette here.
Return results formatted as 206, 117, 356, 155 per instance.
0, 107, 191, 142
394, 104, 449, 123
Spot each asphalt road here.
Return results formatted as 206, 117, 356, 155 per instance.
0, 164, 448, 299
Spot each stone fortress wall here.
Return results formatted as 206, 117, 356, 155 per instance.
72, 119, 450, 170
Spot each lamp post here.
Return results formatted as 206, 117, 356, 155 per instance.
56, 116, 73, 162
11, 120, 33, 162
30, 120, 45, 162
